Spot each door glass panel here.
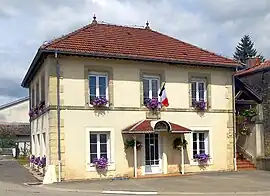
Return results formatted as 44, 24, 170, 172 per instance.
145, 134, 159, 166
145, 134, 150, 165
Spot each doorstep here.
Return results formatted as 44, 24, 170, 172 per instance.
131, 172, 194, 179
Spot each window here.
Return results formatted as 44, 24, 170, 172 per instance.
143, 76, 160, 104
31, 88, 35, 108
191, 78, 206, 105
89, 132, 110, 163
40, 74, 45, 102
192, 131, 209, 159
88, 73, 108, 102
35, 82, 40, 105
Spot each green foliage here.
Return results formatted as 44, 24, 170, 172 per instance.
172, 137, 188, 150
124, 139, 142, 150
0, 134, 16, 148
233, 35, 265, 64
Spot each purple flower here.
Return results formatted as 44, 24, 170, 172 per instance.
34, 156, 40, 165
194, 100, 206, 111
144, 98, 161, 110
29, 155, 35, 163
194, 153, 210, 163
28, 110, 34, 117
38, 101, 45, 111
92, 157, 108, 169
91, 97, 108, 106
38, 156, 46, 168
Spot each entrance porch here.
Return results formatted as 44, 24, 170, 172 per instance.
122, 119, 191, 177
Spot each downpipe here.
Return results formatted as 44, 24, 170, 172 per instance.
55, 51, 62, 182
232, 74, 237, 171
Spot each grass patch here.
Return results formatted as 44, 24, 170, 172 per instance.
17, 156, 29, 166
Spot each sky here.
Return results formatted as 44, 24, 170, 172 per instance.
0, 0, 270, 105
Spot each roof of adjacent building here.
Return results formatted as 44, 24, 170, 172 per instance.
0, 123, 30, 136
21, 18, 241, 87
0, 97, 29, 111
122, 119, 191, 134
235, 60, 270, 76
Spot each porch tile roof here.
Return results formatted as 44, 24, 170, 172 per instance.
234, 60, 270, 76
122, 120, 191, 134
0, 123, 30, 136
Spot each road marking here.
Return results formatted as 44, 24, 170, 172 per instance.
102, 190, 158, 195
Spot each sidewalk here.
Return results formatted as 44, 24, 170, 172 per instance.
40, 170, 270, 195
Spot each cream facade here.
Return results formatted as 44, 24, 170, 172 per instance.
29, 55, 235, 180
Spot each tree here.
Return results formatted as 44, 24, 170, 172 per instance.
233, 35, 265, 64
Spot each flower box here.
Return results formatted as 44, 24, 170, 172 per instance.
194, 153, 210, 163
90, 97, 108, 107
193, 100, 207, 111
92, 157, 108, 170
144, 98, 161, 110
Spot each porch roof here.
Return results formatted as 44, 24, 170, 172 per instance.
122, 119, 191, 134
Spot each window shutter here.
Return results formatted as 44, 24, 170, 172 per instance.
204, 132, 209, 155
207, 83, 211, 109
188, 82, 193, 107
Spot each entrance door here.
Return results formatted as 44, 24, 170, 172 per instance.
145, 133, 161, 174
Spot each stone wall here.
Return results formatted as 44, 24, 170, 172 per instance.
238, 70, 270, 157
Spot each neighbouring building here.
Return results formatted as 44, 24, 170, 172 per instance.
234, 58, 270, 170
0, 97, 30, 155
21, 16, 241, 181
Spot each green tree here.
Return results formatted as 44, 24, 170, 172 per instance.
0, 133, 16, 148
233, 35, 265, 64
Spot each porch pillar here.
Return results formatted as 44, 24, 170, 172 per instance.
162, 134, 168, 174
133, 135, 137, 178
181, 135, 185, 174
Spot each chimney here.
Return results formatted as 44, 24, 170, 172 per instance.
246, 57, 260, 68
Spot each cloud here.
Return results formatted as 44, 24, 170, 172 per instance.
0, 0, 270, 105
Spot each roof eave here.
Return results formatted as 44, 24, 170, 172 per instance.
21, 49, 241, 87
236, 67, 270, 77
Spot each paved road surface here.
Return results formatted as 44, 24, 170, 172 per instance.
1, 155, 270, 195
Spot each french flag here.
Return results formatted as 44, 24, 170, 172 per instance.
159, 82, 169, 107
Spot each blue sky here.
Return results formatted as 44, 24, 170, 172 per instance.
0, 0, 270, 105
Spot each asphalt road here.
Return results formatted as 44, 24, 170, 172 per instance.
1, 155, 270, 196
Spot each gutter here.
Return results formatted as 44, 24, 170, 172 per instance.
54, 51, 62, 182
21, 49, 241, 88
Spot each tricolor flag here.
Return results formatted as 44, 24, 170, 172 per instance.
159, 82, 169, 107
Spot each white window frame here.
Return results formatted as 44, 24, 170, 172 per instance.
191, 78, 207, 102
85, 128, 115, 171
143, 75, 160, 101
88, 72, 109, 105
89, 132, 110, 161
189, 127, 213, 165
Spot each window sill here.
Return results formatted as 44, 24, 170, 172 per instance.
86, 162, 115, 172
190, 160, 213, 166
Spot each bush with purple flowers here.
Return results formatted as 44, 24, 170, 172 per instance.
34, 156, 40, 165
91, 97, 108, 107
92, 157, 108, 169
38, 156, 46, 168
144, 98, 161, 110
193, 100, 207, 111
29, 155, 35, 163
194, 153, 210, 163
29, 100, 46, 118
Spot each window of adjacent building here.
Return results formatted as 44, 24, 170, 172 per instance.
191, 78, 206, 105
191, 131, 209, 159
88, 73, 108, 103
89, 132, 110, 163
35, 82, 40, 105
31, 87, 35, 108
40, 74, 45, 102
143, 76, 160, 104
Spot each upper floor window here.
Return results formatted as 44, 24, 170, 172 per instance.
88, 73, 108, 102
31, 88, 35, 108
40, 74, 45, 102
35, 82, 40, 105
143, 76, 160, 104
191, 78, 206, 105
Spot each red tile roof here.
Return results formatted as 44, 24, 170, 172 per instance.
41, 22, 239, 67
235, 60, 270, 76
0, 123, 30, 136
122, 120, 191, 134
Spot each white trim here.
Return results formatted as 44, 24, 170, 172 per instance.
143, 75, 160, 100
88, 72, 109, 105
188, 127, 213, 166
191, 78, 207, 102
143, 133, 162, 174
85, 127, 115, 171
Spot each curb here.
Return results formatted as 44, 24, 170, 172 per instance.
39, 186, 270, 195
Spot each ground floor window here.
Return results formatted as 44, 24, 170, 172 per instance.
89, 132, 110, 163
192, 131, 209, 159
